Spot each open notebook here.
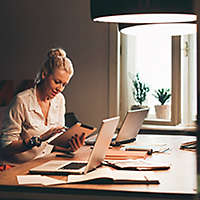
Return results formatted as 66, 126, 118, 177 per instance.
85, 108, 149, 146
29, 116, 120, 175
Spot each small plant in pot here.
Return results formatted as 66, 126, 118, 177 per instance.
129, 73, 150, 110
153, 88, 171, 119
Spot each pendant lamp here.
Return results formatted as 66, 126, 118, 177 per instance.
91, 0, 197, 24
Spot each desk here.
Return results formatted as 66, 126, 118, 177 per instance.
0, 134, 197, 200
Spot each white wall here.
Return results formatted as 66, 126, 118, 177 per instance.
0, 0, 110, 128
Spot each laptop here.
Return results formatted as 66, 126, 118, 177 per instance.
85, 108, 149, 146
29, 116, 120, 175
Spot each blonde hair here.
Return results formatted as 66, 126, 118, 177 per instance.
35, 48, 74, 84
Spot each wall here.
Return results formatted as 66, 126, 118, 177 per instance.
194, 0, 200, 184
0, 0, 109, 128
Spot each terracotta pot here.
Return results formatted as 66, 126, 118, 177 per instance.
155, 105, 170, 119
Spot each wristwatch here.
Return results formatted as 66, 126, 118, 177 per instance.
23, 136, 42, 148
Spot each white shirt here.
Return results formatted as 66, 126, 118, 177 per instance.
0, 87, 66, 163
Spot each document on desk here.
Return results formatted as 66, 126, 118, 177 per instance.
122, 143, 170, 153
67, 167, 159, 184
17, 175, 67, 186
103, 159, 171, 170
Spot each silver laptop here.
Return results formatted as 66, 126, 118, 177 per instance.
29, 116, 120, 175
85, 108, 149, 146
112, 108, 149, 146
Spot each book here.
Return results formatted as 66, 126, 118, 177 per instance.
67, 167, 160, 184
105, 149, 149, 160
48, 123, 97, 148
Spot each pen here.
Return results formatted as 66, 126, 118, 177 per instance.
125, 147, 153, 155
160, 147, 170, 153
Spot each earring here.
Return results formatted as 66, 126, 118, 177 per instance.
41, 71, 47, 80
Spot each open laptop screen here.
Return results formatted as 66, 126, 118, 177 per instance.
113, 108, 149, 145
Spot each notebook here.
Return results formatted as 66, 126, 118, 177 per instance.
29, 116, 120, 175
85, 108, 149, 146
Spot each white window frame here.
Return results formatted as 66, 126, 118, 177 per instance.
108, 24, 197, 128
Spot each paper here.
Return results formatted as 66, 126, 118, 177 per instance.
122, 143, 170, 153
67, 168, 111, 183
17, 175, 67, 186
103, 159, 171, 170
67, 167, 159, 184
17, 175, 42, 185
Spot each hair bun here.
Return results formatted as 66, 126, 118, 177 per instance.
47, 48, 66, 59
34, 47, 73, 85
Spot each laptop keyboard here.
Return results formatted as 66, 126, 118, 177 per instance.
59, 162, 87, 170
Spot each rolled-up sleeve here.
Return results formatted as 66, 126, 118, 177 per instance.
0, 96, 24, 148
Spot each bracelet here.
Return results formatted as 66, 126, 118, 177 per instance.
23, 136, 42, 148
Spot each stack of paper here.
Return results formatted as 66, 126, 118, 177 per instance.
103, 159, 171, 170
105, 149, 148, 160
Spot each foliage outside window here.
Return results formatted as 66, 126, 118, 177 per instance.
129, 73, 150, 107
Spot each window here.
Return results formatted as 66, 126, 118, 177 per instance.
108, 23, 197, 128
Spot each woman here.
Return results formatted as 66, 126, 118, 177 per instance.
0, 48, 85, 164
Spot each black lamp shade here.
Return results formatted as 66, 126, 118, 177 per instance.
91, 0, 197, 23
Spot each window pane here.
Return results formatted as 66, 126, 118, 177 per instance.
134, 34, 172, 121
122, 33, 172, 122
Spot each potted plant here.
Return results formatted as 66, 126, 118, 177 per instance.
130, 73, 150, 110
153, 88, 171, 119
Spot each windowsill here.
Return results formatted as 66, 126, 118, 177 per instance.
140, 124, 197, 136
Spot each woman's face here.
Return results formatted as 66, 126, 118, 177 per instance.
42, 68, 71, 99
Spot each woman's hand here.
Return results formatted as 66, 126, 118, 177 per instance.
67, 132, 86, 152
40, 127, 64, 142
